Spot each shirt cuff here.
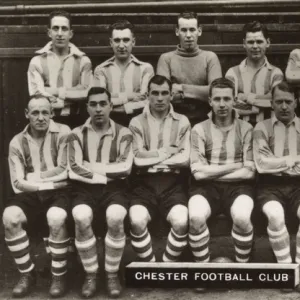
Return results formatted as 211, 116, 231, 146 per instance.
124, 102, 134, 114
92, 173, 107, 184
39, 182, 54, 190
58, 87, 67, 100
157, 148, 168, 161
247, 93, 256, 105
119, 92, 128, 105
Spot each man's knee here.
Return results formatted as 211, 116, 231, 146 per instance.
167, 205, 188, 235
72, 204, 93, 231
47, 207, 67, 229
231, 195, 253, 230
129, 205, 150, 235
188, 195, 210, 233
263, 201, 285, 230
106, 204, 127, 234
3, 206, 26, 231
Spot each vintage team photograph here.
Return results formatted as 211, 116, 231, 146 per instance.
0, 0, 300, 299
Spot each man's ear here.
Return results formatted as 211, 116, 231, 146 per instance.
50, 108, 54, 119
25, 108, 29, 119
198, 26, 202, 37
47, 28, 52, 39
175, 26, 179, 37
243, 38, 246, 50
69, 29, 74, 40
208, 97, 212, 107
266, 38, 270, 49
132, 36, 136, 47
109, 37, 113, 47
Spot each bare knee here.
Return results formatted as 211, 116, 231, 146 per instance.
263, 201, 285, 231
72, 205, 93, 233
129, 205, 150, 235
3, 206, 26, 235
106, 204, 127, 237
188, 196, 210, 234
167, 205, 188, 235
47, 207, 67, 236
231, 195, 253, 231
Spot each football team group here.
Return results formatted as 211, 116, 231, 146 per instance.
2, 9, 300, 299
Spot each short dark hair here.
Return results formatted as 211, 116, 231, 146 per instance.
148, 75, 172, 92
49, 10, 72, 29
109, 19, 135, 36
177, 11, 198, 27
87, 87, 111, 102
271, 81, 296, 99
242, 21, 269, 39
209, 77, 235, 97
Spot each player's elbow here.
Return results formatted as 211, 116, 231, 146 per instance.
243, 169, 256, 179
285, 69, 300, 84
134, 157, 146, 167
193, 171, 208, 181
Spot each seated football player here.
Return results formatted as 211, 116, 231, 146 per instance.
254, 81, 300, 284
68, 87, 133, 298
129, 75, 190, 263
3, 96, 71, 298
188, 77, 255, 266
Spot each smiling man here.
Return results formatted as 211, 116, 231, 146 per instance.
129, 75, 190, 264
94, 20, 154, 126
28, 10, 93, 128
226, 21, 283, 126
3, 96, 71, 298
254, 81, 300, 284
157, 11, 222, 126
188, 78, 255, 269
68, 87, 133, 298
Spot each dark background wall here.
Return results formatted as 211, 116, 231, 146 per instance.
0, 0, 300, 214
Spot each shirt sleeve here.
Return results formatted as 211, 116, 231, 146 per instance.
39, 126, 71, 182
129, 118, 162, 167
62, 56, 93, 101
163, 117, 191, 167
156, 54, 171, 79
123, 64, 154, 114
67, 131, 107, 184
190, 125, 209, 174
102, 129, 133, 178
242, 124, 256, 171
27, 56, 54, 99
93, 64, 107, 88
9, 139, 41, 193
182, 52, 222, 101
286, 49, 300, 85
253, 122, 289, 174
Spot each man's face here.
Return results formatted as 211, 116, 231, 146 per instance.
110, 28, 135, 61
148, 82, 172, 114
87, 93, 113, 127
48, 16, 73, 50
243, 31, 270, 62
272, 89, 296, 124
176, 18, 201, 52
25, 98, 52, 133
209, 87, 235, 120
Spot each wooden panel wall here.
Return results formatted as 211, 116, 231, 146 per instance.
0, 1, 300, 212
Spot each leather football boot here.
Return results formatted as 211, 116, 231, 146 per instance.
49, 274, 67, 298
106, 273, 122, 298
81, 273, 97, 298
12, 270, 37, 298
